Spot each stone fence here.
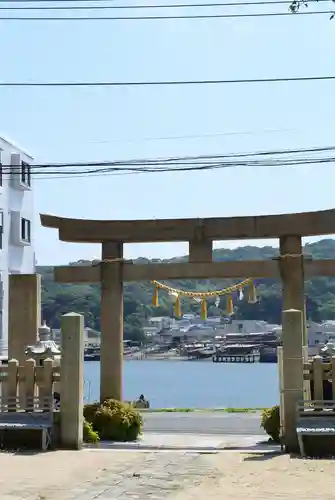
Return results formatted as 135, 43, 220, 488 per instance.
0, 358, 60, 411
304, 355, 335, 400
1, 313, 84, 449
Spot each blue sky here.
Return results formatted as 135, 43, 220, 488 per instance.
1, 2, 335, 265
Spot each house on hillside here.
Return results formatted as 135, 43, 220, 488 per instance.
51, 327, 101, 347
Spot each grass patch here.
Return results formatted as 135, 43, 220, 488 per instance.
139, 407, 267, 413
145, 408, 194, 413
222, 407, 267, 413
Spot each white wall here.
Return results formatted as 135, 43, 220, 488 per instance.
217, 319, 275, 334
0, 137, 35, 353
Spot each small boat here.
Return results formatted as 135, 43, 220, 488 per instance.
84, 346, 100, 361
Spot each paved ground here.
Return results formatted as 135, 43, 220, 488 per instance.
1, 412, 332, 500
173, 453, 335, 500
143, 411, 263, 435
0, 449, 217, 499
1, 448, 335, 500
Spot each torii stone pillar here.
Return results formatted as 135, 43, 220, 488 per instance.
60, 313, 84, 449
100, 242, 124, 402
279, 236, 305, 452
8, 274, 41, 362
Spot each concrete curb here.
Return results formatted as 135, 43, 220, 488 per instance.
84, 434, 280, 454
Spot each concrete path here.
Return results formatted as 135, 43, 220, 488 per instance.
143, 411, 263, 435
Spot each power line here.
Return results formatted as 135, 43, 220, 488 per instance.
1, 151, 334, 179
0, 0, 326, 9
19, 145, 335, 167
2, 145, 335, 174
0, 0, 310, 3
0, 160, 325, 176
1, 75, 335, 86
0, 0, 110, 2
0, 0, 114, 2
0, 10, 331, 18
8, 156, 335, 179
92, 127, 296, 144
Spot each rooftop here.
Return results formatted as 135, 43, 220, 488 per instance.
0, 135, 34, 160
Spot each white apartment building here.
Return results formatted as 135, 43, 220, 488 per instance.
0, 136, 35, 353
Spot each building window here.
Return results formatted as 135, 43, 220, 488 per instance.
21, 161, 31, 187
21, 218, 31, 243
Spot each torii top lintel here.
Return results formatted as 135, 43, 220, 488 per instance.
40, 208, 335, 244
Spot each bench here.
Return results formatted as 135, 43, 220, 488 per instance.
296, 400, 335, 457
0, 397, 53, 451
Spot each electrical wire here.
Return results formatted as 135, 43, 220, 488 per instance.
0, 0, 310, 2
0, 10, 331, 19
2, 145, 335, 179
1, 75, 335, 86
0, 0, 326, 9
8, 156, 335, 179
0, 0, 109, 1
1, 145, 333, 170
92, 127, 296, 144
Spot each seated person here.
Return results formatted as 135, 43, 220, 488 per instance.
134, 394, 150, 409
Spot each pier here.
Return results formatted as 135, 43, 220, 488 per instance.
213, 343, 260, 363
212, 353, 259, 363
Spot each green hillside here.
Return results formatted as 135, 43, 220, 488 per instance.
38, 239, 335, 342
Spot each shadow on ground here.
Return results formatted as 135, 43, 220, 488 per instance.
86, 437, 283, 454
243, 451, 284, 462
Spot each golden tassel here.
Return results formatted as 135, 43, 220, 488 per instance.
226, 294, 234, 315
200, 298, 207, 320
248, 282, 257, 304
174, 296, 181, 318
152, 286, 159, 307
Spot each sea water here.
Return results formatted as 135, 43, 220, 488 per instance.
84, 360, 279, 408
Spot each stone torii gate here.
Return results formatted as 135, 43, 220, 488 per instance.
41, 208, 335, 450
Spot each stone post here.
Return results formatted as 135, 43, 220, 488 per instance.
60, 313, 84, 450
279, 236, 305, 452
8, 274, 41, 362
281, 309, 304, 452
100, 242, 123, 402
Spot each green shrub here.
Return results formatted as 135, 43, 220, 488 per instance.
260, 405, 280, 442
83, 419, 100, 444
84, 399, 143, 442
83, 402, 100, 423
